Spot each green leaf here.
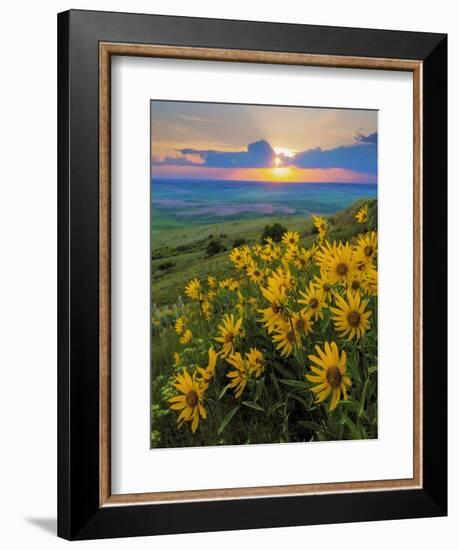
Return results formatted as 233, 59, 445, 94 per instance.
255, 378, 265, 402
271, 372, 280, 394
217, 405, 240, 435
272, 362, 295, 379
368, 365, 378, 374
337, 399, 357, 413
341, 413, 362, 439
268, 402, 283, 414
289, 393, 310, 408
358, 378, 370, 417
279, 379, 307, 390
242, 401, 264, 412
218, 384, 231, 399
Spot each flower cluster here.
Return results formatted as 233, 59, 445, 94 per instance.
161, 203, 377, 443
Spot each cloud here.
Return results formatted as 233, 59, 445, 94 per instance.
152, 133, 377, 175
177, 140, 278, 168
355, 131, 377, 145
292, 133, 377, 174
151, 155, 201, 166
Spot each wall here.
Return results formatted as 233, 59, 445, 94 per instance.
0, 1, 455, 548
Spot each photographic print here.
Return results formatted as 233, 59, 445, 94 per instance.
150, 100, 378, 448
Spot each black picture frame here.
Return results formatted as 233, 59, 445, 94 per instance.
58, 9, 447, 540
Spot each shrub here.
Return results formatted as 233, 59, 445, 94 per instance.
261, 223, 287, 243
157, 261, 175, 271
232, 238, 247, 248
206, 239, 227, 257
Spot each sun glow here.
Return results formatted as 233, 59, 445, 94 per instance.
269, 166, 293, 180
273, 146, 296, 158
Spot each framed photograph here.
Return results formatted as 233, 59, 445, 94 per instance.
58, 9, 447, 540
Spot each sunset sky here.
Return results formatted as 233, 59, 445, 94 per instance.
151, 101, 378, 184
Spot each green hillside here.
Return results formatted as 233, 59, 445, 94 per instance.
151, 199, 376, 306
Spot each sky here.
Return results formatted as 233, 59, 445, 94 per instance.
151, 101, 378, 183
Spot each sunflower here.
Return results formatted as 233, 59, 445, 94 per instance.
290, 311, 313, 337
272, 320, 300, 357
362, 265, 378, 296
312, 273, 334, 301
184, 278, 202, 301
252, 244, 263, 257
355, 203, 369, 224
174, 317, 186, 335
246, 347, 265, 377
306, 341, 351, 411
312, 215, 328, 241
298, 284, 327, 320
179, 329, 193, 344
319, 241, 357, 285
226, 352, 249, 398
201, 299, 212, 320
197, 347, 218, 386
173, 352, 181, 367
214, 314, 243, 356
229, 247, 246, 270
330, 290, 372, 340
294, 247, 312, 270
270, 266, 295, 291
262, 238, 280, 261
259, 280, 287, 333
207, 275, 217, 288
354, 231, 377, 268
282, 231, 300, 246
283, 244, 299, 264
346, 271, 365, 294
247, 262, 265, 284
220, 278, 239, 291
168, 370, 207, 433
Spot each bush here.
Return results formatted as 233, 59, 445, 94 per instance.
206, 239, 227, 257
175, 243, 194, 253
232, 238, 247, 248
157, 261, 175, 271
261, 223, 287, 243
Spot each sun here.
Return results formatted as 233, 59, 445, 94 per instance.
271, 166, 291, 179
274, 156, 281, 166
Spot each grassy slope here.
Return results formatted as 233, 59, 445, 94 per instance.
152, 199, 376, 306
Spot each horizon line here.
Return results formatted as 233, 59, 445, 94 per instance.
151, 177, 377, 185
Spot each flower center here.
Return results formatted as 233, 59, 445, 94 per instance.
336, 263, 348, 276
271, 302, 280, 314
323, 283, 330, 292
224, 332, 234, 343
347, 310, 361, 327
185, 391, 198, 407
364, 245, 374, 257
295, 318, 306, 331
351, 280, 360, 290
287, 330, 296, 343
326, 367, 342, 388
310, 298, 319, 309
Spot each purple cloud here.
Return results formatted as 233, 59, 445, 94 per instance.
152, 133, 378, 176
177, 140, 278, 168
